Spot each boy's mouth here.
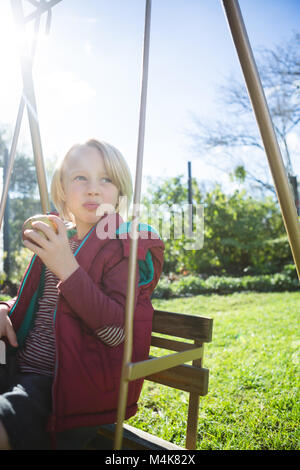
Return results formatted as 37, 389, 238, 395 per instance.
83, 203, 100, 211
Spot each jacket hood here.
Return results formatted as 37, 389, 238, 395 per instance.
115, 219, 165, 294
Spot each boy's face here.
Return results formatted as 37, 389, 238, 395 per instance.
62, 146, 119, 239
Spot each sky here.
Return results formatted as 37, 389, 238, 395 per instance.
0, 0, 299, 195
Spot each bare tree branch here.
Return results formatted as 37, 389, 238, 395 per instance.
189, 31, 300, 195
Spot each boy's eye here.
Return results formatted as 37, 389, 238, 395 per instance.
74, 176, 112, 183
74, 175, 86, 181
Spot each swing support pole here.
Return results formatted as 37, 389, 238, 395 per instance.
0, 1, 44, 230
114, 0, 152, 451
2, 0, 63, 226
222, 0, 300, 280
10, 0, 50, 213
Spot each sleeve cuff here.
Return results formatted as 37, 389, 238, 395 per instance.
56, 265, 82, 294
0, 298, 16, 311
0, 302, 11, 310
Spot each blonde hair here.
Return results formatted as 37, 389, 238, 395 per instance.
50, 139, 133, 227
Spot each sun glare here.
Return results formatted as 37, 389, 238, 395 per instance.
0, 1, 53, 66
0, 6, 19, 62
0, 1, 99, 162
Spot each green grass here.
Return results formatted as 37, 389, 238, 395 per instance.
128, 291, 300, 450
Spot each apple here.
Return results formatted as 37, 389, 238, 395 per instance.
22, 214, 58, 243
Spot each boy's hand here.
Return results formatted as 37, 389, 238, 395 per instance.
0, 307, 18, 348
23, 214, 80, 282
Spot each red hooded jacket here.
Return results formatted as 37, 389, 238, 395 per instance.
0, 213, 164, 433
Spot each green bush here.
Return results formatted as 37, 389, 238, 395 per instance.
9, 247, 33, 285
143, 176, 293, 276
152, 267, 299, 298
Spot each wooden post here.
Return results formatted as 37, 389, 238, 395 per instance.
186, 340, 203, 449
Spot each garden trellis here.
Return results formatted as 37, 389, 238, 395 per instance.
0, 0, 299, 450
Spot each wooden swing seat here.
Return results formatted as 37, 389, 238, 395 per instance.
95, 309, 213, 450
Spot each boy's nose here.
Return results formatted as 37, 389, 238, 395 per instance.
87, 183, 100, 195
88, 188, 100, 195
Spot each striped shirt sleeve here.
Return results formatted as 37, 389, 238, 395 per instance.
94, 325, 125, 347
69, 239, 125, 347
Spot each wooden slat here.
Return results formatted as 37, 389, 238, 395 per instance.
151, 335, 196, 352
97, 423, 183, 450
152, 310, 213, 342
126, 347, 203, 381
145, 363, 209, 395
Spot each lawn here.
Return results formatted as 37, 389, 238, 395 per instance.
128, 291, 300, 450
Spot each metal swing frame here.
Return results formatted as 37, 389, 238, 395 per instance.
0, 0, 63, 228
1, 0, 300, 451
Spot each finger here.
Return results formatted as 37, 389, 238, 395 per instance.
23, 229, 46, 249
23, 236, 43, 253
47, 215, 67, 236
6, 323, 18, 348
31, 221, 56, 241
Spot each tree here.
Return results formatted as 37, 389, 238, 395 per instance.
141, 175, 203, 273
190, 31, 300, 205
142, 176, 292, 275
0, 129, 43, 281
